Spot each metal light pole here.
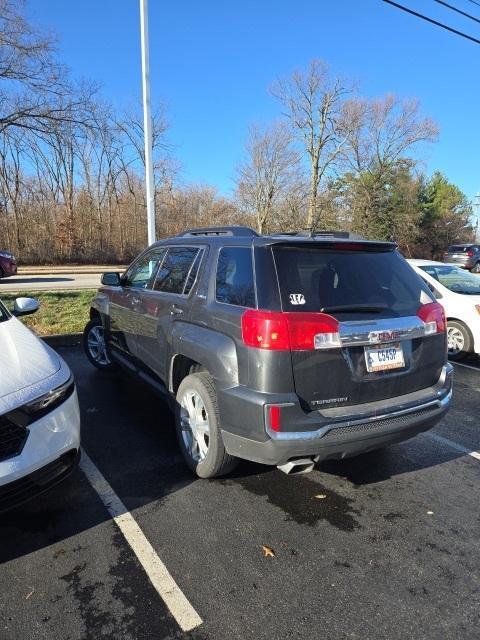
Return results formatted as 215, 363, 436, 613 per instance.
140, 0, 156, 245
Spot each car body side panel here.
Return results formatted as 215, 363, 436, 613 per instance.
170, 322, 239, 387
412, 265, 480, 354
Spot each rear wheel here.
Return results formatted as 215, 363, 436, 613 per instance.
472, 262, 480, 274
0, 267, 4, 280
175, 372, 238, 478
447, 320, 472, 360
83, 317, 117, 370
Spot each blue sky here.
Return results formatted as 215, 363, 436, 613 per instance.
30, 0, 480, 207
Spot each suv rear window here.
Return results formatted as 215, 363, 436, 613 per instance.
272, 247, 431, 316
447, 245, 472, 252
216, 247, 255, 307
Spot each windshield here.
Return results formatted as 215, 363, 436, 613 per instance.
0, 300, 10, 322
420, 264, 480, 295
272, 247, 432, 316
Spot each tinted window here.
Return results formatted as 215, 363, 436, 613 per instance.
154, 247, 200, 294
272, 247, 431, 316
184, 249, 203, 295
0, 300, 9, 322
216, 247, 255, 307
447, 245, 471, 253
124, 248, 166, 289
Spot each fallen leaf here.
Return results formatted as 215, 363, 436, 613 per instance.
53, 548, 66, 559
314, 494, 327, 500
262, 545, 275, 558
25, 588, 34, 600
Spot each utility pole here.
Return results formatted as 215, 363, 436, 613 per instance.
473, 193, 480, 243
140, 0, 156, 245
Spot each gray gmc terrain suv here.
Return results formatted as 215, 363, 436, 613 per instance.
84, 227, 453, 478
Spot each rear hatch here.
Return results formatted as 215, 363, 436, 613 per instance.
444, 245, 471, 265
271, 242, 446, 411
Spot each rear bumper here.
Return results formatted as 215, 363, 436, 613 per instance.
219, 364, 453, 466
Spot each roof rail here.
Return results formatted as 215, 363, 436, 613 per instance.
272, 230, 360, 239
177, 226, 259, 238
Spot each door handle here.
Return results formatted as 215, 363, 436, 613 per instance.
170, 305, 184, 316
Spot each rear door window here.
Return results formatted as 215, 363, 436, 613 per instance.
216, 247, 256, 308
272, 247, 431, 316
153, 247, 201, 295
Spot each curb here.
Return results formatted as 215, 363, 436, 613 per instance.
18, 267, 127, 276
42, 333, 83, 347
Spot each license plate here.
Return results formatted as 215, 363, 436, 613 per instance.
365, 342, 405, 372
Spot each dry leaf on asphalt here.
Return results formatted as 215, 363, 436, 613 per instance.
314, 494, 327, 500
262, 545, 276, 558
25, 589, 34, 600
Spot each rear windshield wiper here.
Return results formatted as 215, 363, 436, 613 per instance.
320, 304, 388, 313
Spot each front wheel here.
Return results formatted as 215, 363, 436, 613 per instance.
83, 317, 117, 370
175, 372, 238, 478
447, 320, 472, 361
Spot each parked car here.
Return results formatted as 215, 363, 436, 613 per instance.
409, 259, 480, 360
0, 296, 80, 512
84, 227, 452, 478
443, 244, 480, 272
0, 250, 17, 279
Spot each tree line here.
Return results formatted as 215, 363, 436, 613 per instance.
0, 2, 474, 264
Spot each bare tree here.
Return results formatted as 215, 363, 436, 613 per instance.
343, 94, 438, 178
271, 60, 352, 230
235, 122, 299, 233
0, 1, 98, 136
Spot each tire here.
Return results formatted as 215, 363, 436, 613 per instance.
0, 267, 4, 280
175, 372, 238, 478
472, 262, 480, 274
447, 320, 472, 361
83, 317, 117, 370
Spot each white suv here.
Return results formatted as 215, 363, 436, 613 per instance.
0, 297, 81, 512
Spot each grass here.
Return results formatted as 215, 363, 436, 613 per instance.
1, 290, 96, 336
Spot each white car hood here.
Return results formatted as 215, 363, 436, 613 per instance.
0, 317, 61, 399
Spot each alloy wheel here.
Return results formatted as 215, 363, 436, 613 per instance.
87, 324, 111, 366
447, 325, 465, 356
180, 390, 210, 462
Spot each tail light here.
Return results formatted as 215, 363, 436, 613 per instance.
241, 309, 341, 350
268, 405, 282, 432
417, 302, 446, 334
467, 250, 474, 257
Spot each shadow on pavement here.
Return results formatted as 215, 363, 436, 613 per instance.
0, 345, 464, 563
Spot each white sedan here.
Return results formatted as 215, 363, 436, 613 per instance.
0, 297, 81, 512
408, 259, 480, 360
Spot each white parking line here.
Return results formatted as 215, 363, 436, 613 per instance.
426, 432, 480, 462
451, 361, 480, 372
79, 450, 202, 632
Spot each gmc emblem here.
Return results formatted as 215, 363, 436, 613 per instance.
368, 330, 399, 343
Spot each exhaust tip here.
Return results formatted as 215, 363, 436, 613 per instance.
277, 458, 315, 475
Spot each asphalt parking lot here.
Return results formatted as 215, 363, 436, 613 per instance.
1, 347, 479, 640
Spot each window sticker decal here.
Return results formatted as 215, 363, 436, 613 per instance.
289, 293, 306, 305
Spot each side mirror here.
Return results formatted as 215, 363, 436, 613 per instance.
101, 272, 122, 286
13, 297, 40, 317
